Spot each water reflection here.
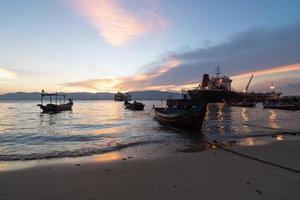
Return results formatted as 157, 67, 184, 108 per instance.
241, 108, 250, 132
245, 137, 254, 146
1, 100, 300, 162
276, 135, 284, 141
269, 110, 280, 129
91, 152, 121, 162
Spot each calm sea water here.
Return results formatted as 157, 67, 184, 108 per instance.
0, 100, 299, 161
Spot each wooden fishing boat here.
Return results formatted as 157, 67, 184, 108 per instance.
154, 99, 207, 131
124, 100, 145, 111
37, 91, 73, 113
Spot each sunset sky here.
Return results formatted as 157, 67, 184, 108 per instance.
0, 0, 300, 95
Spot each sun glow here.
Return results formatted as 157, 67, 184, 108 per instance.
0, 68, 17, 79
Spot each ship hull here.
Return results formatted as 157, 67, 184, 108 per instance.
188, 89, 281, 103
188, 89, 242, 103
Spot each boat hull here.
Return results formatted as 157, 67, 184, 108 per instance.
124, 101, 144, 111
38, 103, 73, 113
188, 89, 281, 103
227, 102, 256, 108
154, 103, 207, 131
263, 103, 300, 111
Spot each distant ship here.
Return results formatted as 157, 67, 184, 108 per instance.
186, 67, 281, 103
114, 91, 132, 101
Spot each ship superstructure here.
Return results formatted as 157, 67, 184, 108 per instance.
200, 67, 232, 91
114, 92, 132, 101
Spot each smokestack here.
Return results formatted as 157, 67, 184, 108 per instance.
202, 74, 209, 87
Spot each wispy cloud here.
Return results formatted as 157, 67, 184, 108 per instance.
62, 57, 181, 92
73, 0, 167, 45
0, 68, 17, 79
63, 78, 121, 92
231, 64, 300, 79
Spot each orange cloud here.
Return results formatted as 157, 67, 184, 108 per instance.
62, 57, 181, 92
230, 64, 300, 92
63, 78, 121, 92
231, 64, 300, 79
73, 0, 167, 45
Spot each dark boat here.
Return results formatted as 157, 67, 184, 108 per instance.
154, 99, 207, 131
37, 91, 73, 113
227, 101, 256, 108
263, 100, 300, 111
124, 100, 145, 111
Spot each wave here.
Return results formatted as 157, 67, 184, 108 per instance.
0, 133, 110, 144
0, 140, 162, 161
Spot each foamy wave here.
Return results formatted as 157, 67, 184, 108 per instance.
0, 140, 161, 161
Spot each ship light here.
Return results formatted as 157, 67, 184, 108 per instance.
270, 85, 275, 90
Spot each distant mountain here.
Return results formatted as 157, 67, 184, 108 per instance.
0, 91, 181, 101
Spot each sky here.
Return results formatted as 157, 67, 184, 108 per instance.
0, 0, 300, 95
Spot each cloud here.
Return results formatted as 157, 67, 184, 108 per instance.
145, 22, 300, 87
63, 22, 300, 94
231, 64, 300, 79
62, 78, 121, 92
62, 57, 181, 92
73, 0, 167, 45
0, 68, 17, 79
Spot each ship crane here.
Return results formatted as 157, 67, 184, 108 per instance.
243, 74, 254, 93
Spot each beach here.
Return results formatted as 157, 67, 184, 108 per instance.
0, 139, 299, 200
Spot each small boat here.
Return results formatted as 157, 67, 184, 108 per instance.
37, 91, 73, 113
227, 101, 256, 108
263, 98, 300, 110
153, 99, 207, 131
263, 101, 299, 111
124, 100, 145, 111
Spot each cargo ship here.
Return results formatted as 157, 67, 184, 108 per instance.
185, 68, 281, 103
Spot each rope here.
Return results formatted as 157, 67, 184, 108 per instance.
206, 141, 300, 174
242, 123, 298, 132
148, 106, 154, 115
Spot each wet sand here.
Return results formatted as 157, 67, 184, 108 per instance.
0, 139, 299, 200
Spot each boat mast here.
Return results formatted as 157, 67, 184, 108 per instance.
215, 65, 221, 78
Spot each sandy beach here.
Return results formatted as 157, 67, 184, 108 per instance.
0, 139, 299, 200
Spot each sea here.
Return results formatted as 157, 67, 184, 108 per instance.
0, 100, 300, 169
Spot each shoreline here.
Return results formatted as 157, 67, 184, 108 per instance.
0, 139, 299, 200
0, 133, 299, 171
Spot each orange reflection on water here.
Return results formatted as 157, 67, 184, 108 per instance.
241, 108, 250, 132
216, 103, 224, 122
216, 103, 225, 134
269, 110, 280, 129
276, 135, 284, 141
241, 137, 255, 146
241, 108, 249, 122
94, 127, 121, 135
91, 152, 122, 162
